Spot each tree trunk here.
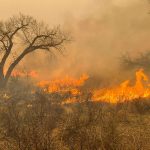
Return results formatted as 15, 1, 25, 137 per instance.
0, 66, 7, 89
0, 50, 30, 89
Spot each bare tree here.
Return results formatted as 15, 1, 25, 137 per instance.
0, 14, 68, 88
120, 51, 150, 71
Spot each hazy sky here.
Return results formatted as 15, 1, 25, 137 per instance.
0, 0, 95, 24
0, 0, 150, 79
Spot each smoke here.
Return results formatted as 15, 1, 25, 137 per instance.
42, 0, 150, 78
4, 0, 150, 80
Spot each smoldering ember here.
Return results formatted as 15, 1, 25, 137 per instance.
0, 0, 150, 150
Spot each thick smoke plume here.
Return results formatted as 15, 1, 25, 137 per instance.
2, 0, 150, 81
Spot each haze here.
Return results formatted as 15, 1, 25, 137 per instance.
0, 0, 150, 79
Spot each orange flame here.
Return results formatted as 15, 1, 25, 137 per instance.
92, 68, 150, 103
37, 74, 89, 95
11, 68, 150, 104
11, 70, 39, 78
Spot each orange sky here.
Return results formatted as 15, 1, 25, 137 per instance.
0, 0, 95, 24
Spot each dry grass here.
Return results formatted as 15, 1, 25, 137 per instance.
0, 82, 149, 150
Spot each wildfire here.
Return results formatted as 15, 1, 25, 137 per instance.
11, 70, 39, 78
92, 68, 150, 103
11, 68, 150, 103
37, 74, 89, 94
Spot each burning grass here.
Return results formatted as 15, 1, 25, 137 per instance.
0, 68, 148, 149
9, 68, 150, 105
35, 68, 150, 104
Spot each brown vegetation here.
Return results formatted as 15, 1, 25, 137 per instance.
0, 79, 149, 150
